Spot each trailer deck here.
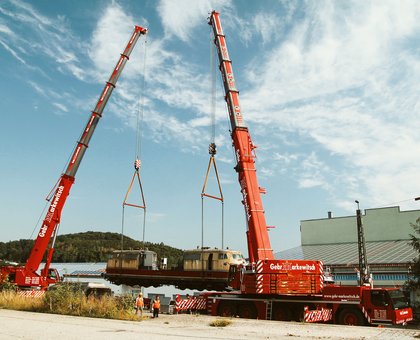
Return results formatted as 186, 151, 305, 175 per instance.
104, 267, 232, 291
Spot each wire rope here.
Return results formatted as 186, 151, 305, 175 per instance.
201, 29, 225, 252
121, 35, 148, 249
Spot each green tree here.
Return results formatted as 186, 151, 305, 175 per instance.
0, 231, 183, 265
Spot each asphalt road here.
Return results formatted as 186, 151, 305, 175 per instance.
0, 309, 419, 340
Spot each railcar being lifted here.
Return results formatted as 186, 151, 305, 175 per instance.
104, 248, 246, 291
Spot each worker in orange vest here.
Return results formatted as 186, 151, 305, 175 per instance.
135, 293, 144, 317
152, 295, 160, 318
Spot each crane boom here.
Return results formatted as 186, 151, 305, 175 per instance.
209, 11, 324, 296
12, 25, 147, 289
209, 11, 273, 262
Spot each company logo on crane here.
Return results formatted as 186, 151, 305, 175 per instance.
269, 263, 316, 272
50, 185, 65, 214
40, 185, 65, 236
38, 224, 48, 238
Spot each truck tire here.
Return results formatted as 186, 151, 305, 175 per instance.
237, 302, 257, 319
217, 301, 236, 317
338, 308, 365, 326
272, 304, 292, 321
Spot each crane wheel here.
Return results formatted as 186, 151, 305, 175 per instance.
338, 308, 365, 326
272, 304, 292, 321
237, 302, 257, 319
217, 301, 236, 317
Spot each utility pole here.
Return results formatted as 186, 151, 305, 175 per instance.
355, 200, 372, 287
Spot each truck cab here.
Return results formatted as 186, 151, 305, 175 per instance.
362, 287, 412, 325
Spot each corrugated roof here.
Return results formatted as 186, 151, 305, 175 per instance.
64, 268, 105, 277
275, 240, 417, 265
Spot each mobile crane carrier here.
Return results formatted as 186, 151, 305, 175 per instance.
176, 11, 412, 326
0, 25, 147, 291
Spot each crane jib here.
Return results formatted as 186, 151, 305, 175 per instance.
209, 12, 246, 131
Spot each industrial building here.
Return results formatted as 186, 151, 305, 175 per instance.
276, 206, 419, 287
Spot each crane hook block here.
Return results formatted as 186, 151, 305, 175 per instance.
208, 143, 217, 156
134, 159, 141, 171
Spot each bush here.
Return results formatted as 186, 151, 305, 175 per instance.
45, 282, 85, 314
209, 319, 232, 327
0, 277, 17, 292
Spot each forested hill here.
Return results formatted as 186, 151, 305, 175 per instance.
0, 231, 183, 265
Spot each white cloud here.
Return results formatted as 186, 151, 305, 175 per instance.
88, 3, 142, 77
27, 80, 46, 96
52, 102, 69, 113
87, 3, 232, 153
0, 23, 13, 36
157, 0, 232, 42
253, 12, 278, 44
240, 1, 420, 212
0, 0, 86, 83
0, 39, 26, 64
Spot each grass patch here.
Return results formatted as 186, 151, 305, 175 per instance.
0, 290, 45, 312
209, 318, 232, 327
0, 284, 139, 321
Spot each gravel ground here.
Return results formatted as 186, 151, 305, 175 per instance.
0, 309, 419, 340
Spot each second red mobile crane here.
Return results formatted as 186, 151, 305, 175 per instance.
201, 10, 412, 326
0, 25, 147, 290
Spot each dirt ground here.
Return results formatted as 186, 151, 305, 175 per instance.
0, 309, 419, 340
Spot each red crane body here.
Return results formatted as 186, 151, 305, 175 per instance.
1, 25, 147, 290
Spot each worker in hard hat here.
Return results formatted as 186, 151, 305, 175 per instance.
135, 292, 144, 317
152, 295, 160, 318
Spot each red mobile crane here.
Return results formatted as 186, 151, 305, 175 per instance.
0, 25, 147, 290
200, 10, 413, 326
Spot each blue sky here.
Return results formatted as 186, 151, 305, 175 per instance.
1, 0, 420, 255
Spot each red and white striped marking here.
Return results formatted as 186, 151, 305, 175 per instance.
256, 274, 264, 294
256, 260, 264, 293
303, 306, 333, 323
175, 298, 207, 312
256, 260, 263, 273
18, 290, 45, 298
361, 306, 371, 324
318, 262, 324, 291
